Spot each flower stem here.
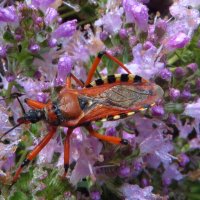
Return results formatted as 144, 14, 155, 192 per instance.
167, 54, 179, 65
5, 81, 14, 104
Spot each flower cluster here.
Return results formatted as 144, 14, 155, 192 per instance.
0, 0, 200, 199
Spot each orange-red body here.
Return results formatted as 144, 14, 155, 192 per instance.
28, 74, 163, 128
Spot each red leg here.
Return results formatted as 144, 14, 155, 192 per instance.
85, 125, 128, 145
85, 51, 131, 86
24, 98, 46, 109
70, 73, 84, 88
12, 126, 57, 184
66, 73, 84, 88
66, 75, 72, 88
63, 128, 73, 177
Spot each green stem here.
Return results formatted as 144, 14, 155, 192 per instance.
5, 81, 14, 104
60, 10, 79, 18
78, 16, 97, 26
167, 54, 179, 65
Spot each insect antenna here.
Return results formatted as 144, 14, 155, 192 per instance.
15, 95, 26, 114
0, 92, 26, 114
0, 123, 22, 142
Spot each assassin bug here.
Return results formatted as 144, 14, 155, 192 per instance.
0, 51, 163, 184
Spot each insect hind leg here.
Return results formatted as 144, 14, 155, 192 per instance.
85, 51, 131, 86
85, 125, 128, 145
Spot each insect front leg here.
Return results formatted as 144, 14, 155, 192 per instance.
24, 98, 46, 109
12, 126, 57, 184
85, 51, 131, 86
65, 73, 85, 88
63, 128, 73, 177
85, 125, 128, 145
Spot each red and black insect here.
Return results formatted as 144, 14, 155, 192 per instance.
0, 51, 163, 184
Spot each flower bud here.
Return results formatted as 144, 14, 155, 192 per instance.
169, 88, 180, 101
53, 19, 77, 38
29, 43, 40, 53
119, 28, 128, 39
151, 105, 165, 117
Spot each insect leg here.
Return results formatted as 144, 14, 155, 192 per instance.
85, 125, 128, 145
12, 126, 57, 184
63, 128, 73, 177
65, 73, 85, 88
24, 98, 46, 109
70, 73, 84, 87
66, 75, 72, 88
85, 51, 131, 86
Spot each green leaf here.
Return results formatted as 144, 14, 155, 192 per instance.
9, 191, 28, 200
3, 31, 15, 43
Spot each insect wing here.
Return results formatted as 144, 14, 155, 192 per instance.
78, 78, 163, 123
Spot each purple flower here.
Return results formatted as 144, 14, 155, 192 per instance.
181, 89, 191, 101
168, 2, 200, 39
29, 43, 40, 53
151, 105, 165, 117
169, 88, 180, 101
141, 178, 149, 187
129, 36, 138, 47
121, 184, 159, 200
17, 77, 50, 98
175, 119, 193, 139
105, 127, 116, 136
140, 0, 150, 3
190, 136, 200, 149
70, 135, 103, 185
36, 92, 48, 103
123, 0, 148, 32
178, 153, 190, 167
53, 19, 77, 38
166, 32, 190, 50
34, 70, 42, 80
133, 115, 173, 167
35, 17, 43, 25
143, 41, 153, 50
119, 28, 128, 39
184, 98, 200, 119
167, 113, 177, 124
174, 67, 186, 78
196, 78, 200, 90
119, 165, 131, 177
121, 43, 164, 80
155, 19, 167, 37
0, 6, 18, 23
44, 7, 58, 26
0, 45, 7, 57
133, 160, 143, 171
187, 63, 198, 72
56, 56, 73, 84
95, 8, 123, 35
123, 131, 136, 147
37, 137, 61, 164
100, 31, 108, 41
31, 0, 55, 10
90, 191, 101, 200
48, 38, 57, 47
5, 74, 16, 82
162, 164, 183, 186
159, 68, 172, 81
